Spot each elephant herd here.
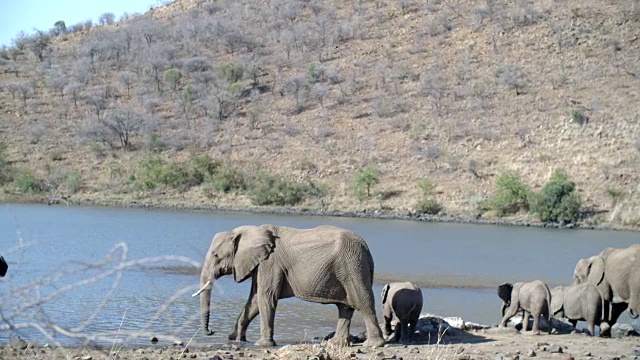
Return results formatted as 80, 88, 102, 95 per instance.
498, 244, 640, 337
193, 224, 639, 347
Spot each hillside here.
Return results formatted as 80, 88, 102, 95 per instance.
0, 0, 639, 226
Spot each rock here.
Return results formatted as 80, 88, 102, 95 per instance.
565, 355, 574, 360
527, 349, 536, 357
205, 356, 223, 360
80, 356, 93, 360
173, 341, 184, 346
444, 316, 465, 329
10, 335, 29, 350
547, 345, 563, 354
611, 324, 639, 338
149, 336, 159, 344
585, 352, 592, 357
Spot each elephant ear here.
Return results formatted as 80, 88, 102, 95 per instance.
550, 287, 564, 315
497, 283, 513, 304
381, 284, 391, 304
587, 256, 605, 286
232, 226, 276, 283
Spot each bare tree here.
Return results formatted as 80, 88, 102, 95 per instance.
101, 105, 145, 149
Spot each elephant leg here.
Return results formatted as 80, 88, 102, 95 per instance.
587, 321, 595, 337
230, 297, 259, 341
399, 321, 412, 343
530, 311, 541, 335
352, 288, 385, 347
500, 304, 519, 327
254, 294, 277, 347
522, 310, 532, 334
610, 302, 628, 324
330, 304, 354, 346
230, 280, 259, 341
408, 315, 419, 342
383, 315, 393, 337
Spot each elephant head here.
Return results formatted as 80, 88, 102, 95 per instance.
498, 283, 513, 316
192, 226, 276, 336
573, 255, 605, 286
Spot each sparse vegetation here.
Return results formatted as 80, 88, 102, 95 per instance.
0, 0, 638, 226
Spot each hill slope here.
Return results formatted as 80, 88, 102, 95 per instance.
1, 0, 639, 226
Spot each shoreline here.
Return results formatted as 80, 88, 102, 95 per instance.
5, 195, 639, 233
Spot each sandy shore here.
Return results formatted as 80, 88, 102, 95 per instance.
2, 326, 639, 360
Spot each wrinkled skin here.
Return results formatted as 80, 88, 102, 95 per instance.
381, 282, 423, 343
573, 244, 640, 336
196, 224, 385, 347
498, 280, 552, 335
550, 283, 603, 336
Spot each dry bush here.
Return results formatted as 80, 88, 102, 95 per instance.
0, 238, 201, 353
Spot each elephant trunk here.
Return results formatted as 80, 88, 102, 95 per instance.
199, 286, 215, 336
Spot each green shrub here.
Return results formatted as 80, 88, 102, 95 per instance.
414, 179, 442, 214
571, 107, 587, 125
13, 170, 45, 193
352, 167, 380, 199
249, 173, 314, 206
530, 170, 582, 223
416, 197, 442, 215
209, 165, 247, 193
64, 170, 83, 194
132, 155, 220, 192
491, 171, 531, 216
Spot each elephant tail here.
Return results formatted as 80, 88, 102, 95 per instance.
544, 284, 553, 332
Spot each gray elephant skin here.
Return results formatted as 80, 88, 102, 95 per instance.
381, 282, 423, 343
550, 283, 603, 336
193, 224, 385, 347
573, 244, 640, 335
498, 280, 552, 335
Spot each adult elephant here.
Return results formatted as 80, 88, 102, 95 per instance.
192, 224, 385, 347
572, 244, 640, 335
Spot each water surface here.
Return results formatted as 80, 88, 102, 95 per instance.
0, 204, 638, 347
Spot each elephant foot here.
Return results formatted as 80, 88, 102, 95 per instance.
362, 336, 385, 348
254, 338, 276, 347
228, 332, 247, 342
599, 322, 611, 337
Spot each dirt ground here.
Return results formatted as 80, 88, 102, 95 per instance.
2, 326, 638, 360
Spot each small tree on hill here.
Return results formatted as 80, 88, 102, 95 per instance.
353, 167, 380, 199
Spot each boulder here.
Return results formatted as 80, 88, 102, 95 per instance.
611, 323, 639, 338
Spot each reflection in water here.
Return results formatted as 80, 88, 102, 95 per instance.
0, 204, 638, 347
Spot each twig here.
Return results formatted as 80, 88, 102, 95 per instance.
110, 308, 128, 358
180, 328, 200, 358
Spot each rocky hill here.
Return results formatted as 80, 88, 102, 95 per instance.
0, 0, 639, 226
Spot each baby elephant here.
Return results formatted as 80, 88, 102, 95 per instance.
498, 280, 552, 335
550, 283, 603, 336
382, 282, 423, 343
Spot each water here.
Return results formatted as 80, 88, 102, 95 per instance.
0, 203, 638, 347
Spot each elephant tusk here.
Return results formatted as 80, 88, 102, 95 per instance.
192, 280, 211, 297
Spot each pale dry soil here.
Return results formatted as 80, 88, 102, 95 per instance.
2, 328, 638, 360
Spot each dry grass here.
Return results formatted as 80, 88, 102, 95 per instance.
0, 0, 639, 226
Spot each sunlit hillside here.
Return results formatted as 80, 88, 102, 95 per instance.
1, 0, 639, 226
